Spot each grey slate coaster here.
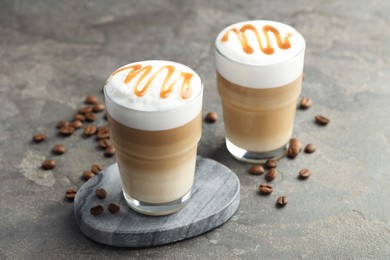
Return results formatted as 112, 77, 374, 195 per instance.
74, 156, 240, 247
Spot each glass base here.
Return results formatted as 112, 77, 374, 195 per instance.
123, 189, 192, 216
226, 138, 287, 164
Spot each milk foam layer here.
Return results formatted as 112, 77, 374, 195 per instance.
104, 60, 203, 130
215, 20, 305, 89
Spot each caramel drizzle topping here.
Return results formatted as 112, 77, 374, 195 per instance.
112, 64, 193, 99
221, 24, 291, 55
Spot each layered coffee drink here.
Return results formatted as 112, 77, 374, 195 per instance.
104, 60, 203, 215
215, 20, 306, 163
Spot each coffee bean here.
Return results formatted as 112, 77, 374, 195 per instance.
65, 188, 77, 201
287, 146, 300, 159
276, 196, 288, 207
78, 106, 93, 115
304, 143, 316, 154
41, 159, 56, 170
85, 112, 97, 122
92, 103, 105, 113
265, 168, 277, 181
104, 146, 115, 157
248, 165, 265, 175
107, 203, 120, 214
299, 168, 311, 179
96, 128, 110, 139
82, 170, 95, 180
33, 133, 46, 143
289, 138, 302, 151
90, 205, 104, 216
265, 159, 277, 169
98, 139, 111, 149
69, 120, 83, 130
96, 125, 109, 132
83, 125, 97, 136
73, 114, 86, 122
259, 183, 273, 195
59, 126, 75, 136
299, 97, 313, 109
104, 113, 108, 120
56, 120, 69, 129
91, 164, 103, 174
205, 112, 218, 123
95, 188, 107, 199
315, 115, 330, 126
85, 96, 98, 105
52, 144, 65, 155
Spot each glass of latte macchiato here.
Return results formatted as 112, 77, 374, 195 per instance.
215, 20, 305, 163
104, 60, 203, 216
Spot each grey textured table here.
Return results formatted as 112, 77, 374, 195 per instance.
1, 0, 390, 259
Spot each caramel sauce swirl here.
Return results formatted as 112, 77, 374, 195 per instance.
221, 24, 291, 55
112, 64, 193, 99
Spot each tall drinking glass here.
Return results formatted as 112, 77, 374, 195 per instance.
104, 60, 203, 215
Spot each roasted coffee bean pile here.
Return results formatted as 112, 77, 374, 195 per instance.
90, 188, 120, 216
31, 95, 119, 204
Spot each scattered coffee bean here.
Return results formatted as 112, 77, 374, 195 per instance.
92, 103, 105, 113
104, 113, 108, 120
78, 106, 93, 115
69, 120, 83, 130
33, 133, 46, 143
287, 146, 300, 159
85, 95, 99, 104
83, 125, 97, 136
85, 112, 97, 122
276, 196, 288, 207
95, 188, 107, 199
265, 168, 277, 181
90, 205, 104, 216
299, 168, 311, 179
265, 159, 277, 169
96, 128, 110, 139
104, 146, 115, 157
304, 143, 316, 154
287, 138, 301, 159
315, 115, 330, 126
41, 159, 56, 170
59, 126, 75, 136
98, 139, 111, 149
73, 113, 86, 122
91, 164, 103, 174
96, 125, 109, 132
65, 188, 77, 201
52, 144, 65, 155
259, 183, 273, 195
205, 112, 218, 123
56, 120, 69, 129
299, 97, 313, 109
248, 165, 265, 175
107, 203, 120, 214
82, 170, 95, 180
289, 138, 302, 151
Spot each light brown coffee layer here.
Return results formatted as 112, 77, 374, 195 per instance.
217, 72, 302, 152
108, 113, 202, 203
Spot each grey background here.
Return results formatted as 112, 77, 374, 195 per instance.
1, 0, 389, 259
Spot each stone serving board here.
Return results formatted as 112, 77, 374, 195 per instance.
73, 156, 240, 247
